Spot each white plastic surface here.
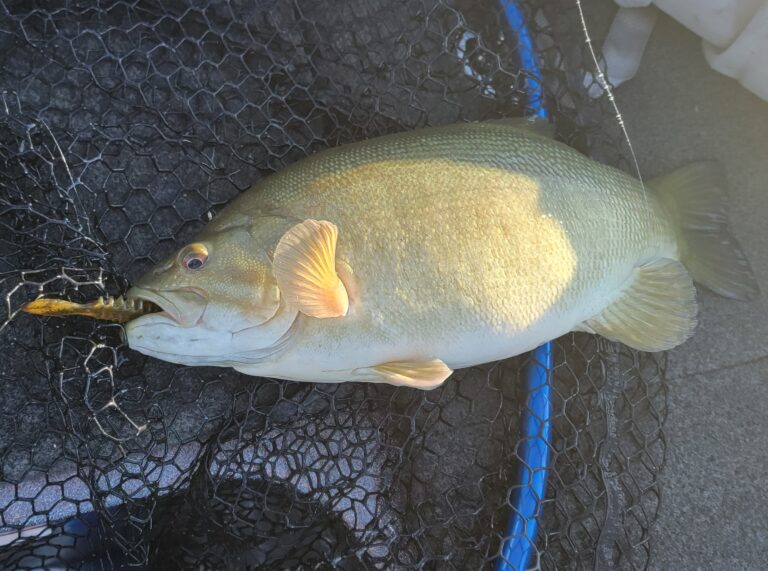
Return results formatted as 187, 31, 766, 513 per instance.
603, 7, 658, 85
652, 0, 763, 48
703, 3, 768, 102
609, 0, 768, 102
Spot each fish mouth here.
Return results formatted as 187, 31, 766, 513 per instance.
125, 286, 208, 327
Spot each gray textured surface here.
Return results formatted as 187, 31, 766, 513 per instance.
604, 8, 768, 569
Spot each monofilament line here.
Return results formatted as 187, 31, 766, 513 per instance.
575, 0, 650, 213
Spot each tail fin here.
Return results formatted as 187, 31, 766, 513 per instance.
651, 161, 759, 300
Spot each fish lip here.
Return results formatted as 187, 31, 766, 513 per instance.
125, 286, 208, 327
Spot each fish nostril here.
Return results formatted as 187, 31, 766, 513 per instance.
152, 259, 174, 275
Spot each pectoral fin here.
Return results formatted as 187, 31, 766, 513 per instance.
273, 219, 349, 319
575, 258, 697, 352
360, 359, 453, 390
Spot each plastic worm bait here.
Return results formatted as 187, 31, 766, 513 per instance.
22, 296, 158, 324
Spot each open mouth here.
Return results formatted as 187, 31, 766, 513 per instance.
125, 288, 180, 323
125, 286, 208, 327
123, 296, 164, 319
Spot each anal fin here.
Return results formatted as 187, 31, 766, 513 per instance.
577, 259, 698, 352
360, 359, 453, 390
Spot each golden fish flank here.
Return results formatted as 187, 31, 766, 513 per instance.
24, 120, 759, 389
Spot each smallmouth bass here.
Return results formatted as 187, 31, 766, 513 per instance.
24, 119, 758, 389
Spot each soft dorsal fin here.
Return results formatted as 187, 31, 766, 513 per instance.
358, 359, 453, 390
273, 219, 349, 319
575, 258, 698, 352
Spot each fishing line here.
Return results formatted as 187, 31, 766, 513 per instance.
575, 0, 651, 213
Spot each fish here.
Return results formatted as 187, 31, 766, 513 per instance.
23, 119, 759, 389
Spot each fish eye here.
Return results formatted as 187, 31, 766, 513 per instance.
180, 243, 208, 271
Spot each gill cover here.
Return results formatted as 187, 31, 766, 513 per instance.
123, 219, 303, 367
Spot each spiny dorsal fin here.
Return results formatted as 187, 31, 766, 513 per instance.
576, 258, 698, 352
482, 116, 555, 139
273, 219, 349, 319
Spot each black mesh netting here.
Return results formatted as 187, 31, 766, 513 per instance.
0, 1, 667, 569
